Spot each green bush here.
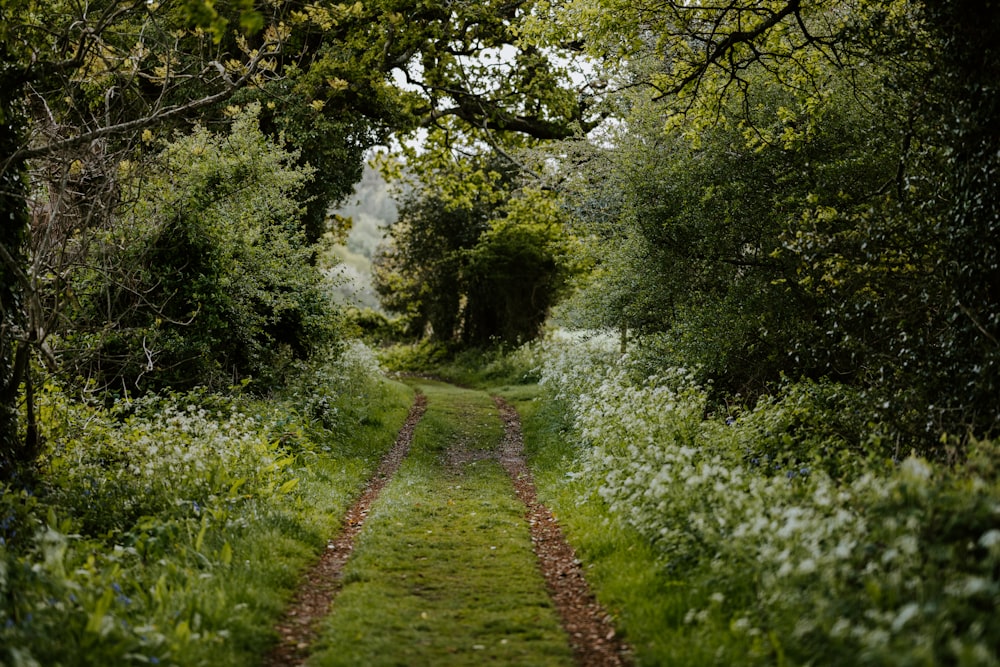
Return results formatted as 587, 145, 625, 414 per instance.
376, 340, 452, 373
58, 104, 340, 394
535, 333, 1000, 665
1, 342, 411, 666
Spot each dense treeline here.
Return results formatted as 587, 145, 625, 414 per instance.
0, 0, 995, 482
373, 153, 580, 346
358, 0, 1000, 450
527, 0, 1000, 451
0, 0, 594, 475
360, 0, 1000, 455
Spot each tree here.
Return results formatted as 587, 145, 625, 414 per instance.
373, 148, 510, 342
57, 105, 333, 392
562, 67, 923, 396
0, 0, 599, 476
374, 146, 579, 346
536, 0, 1000, 442
463, 188, 579, 345
0, 0, 286, 474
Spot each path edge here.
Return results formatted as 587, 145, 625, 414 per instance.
492, 395, 632, 667
262, 391, 428, 667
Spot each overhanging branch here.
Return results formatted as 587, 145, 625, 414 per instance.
653, 0, 803, 101
13, 40, 282, 164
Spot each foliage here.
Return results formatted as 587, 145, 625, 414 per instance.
462, 190, 582, 345
0, 343, 413, 665
376, 340, 454, 374
373, 152, 503, 341
536, 0, 997, 445
428, 341, 551, 388
342, 307, 408, 347
917, 0, 1000, 438
529, 334, 1000, 665
242, 81, 380, 243
1, 0, 598, 474
374, 148, 581, 347
57, 105, 339, 393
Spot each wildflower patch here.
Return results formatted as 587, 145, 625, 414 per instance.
532, 334, 1000, 665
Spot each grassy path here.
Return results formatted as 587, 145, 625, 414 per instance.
265, 393, 428, 666
305, 380, 575, 666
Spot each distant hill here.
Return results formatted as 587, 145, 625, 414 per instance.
326, 164, 399, 311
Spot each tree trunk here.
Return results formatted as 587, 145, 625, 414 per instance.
0, 78, 30, 479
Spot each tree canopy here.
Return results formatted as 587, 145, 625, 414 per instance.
2, 0, 1000, 474
0, 0, 596, 474
529, 0, 1000, 447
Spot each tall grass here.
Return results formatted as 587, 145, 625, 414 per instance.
0, 342, 413, 666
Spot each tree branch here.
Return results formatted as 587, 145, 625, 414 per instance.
13, 39, 282, 164
653, 0, 802, 101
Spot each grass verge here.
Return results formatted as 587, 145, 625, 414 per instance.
1, 370, 414, 667
308, 381, 573, 667
502, 384, 725, 666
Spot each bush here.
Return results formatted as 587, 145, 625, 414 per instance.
1, 342, 405, 666
58, 104, 340, 394
536, 333, 1000, 665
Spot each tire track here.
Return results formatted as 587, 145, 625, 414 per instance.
493, 395, 632, 667
263, 392, 427, 667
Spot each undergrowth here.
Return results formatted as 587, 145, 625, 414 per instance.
0, 342, 413, 666
377, 337, 553, 388
498, 332, 1000, 666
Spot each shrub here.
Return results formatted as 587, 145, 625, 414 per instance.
1, 342, 401, 666
536, 333, 1000, 665
58, 104, 340, 394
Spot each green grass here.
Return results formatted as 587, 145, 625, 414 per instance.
153, 378, 420, 666
0, 376, 416, 667
500, 385, 742, 666
185, 379, 419, 666
309, 381, 573, 667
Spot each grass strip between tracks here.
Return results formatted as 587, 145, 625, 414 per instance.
307, 380, 573, 667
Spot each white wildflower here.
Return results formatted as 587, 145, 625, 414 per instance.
899, 457, 932, 481
891, 603, 920, 632
979, 529, 1000, 549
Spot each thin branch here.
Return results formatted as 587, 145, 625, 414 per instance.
653, 0, 802, 101
13, 39, 282, 164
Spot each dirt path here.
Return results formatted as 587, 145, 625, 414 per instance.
265, 383, 629, 666
263, 393, 427, 667
494, 396, 631, 667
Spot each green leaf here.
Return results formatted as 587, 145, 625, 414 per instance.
219, 541, 233, 566
194, 516, 209, 552
85, 588, 114, 635
278, 478, 299, 494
